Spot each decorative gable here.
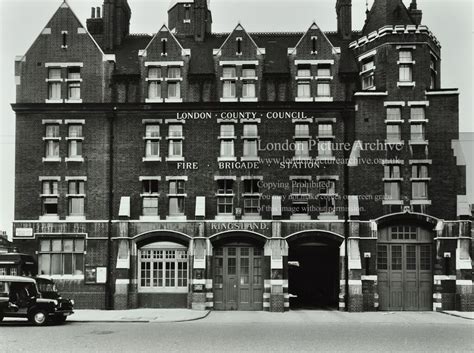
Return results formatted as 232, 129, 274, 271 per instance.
140, 25, 190, 60
289, 22, 338, 59
214, 24, 264, 60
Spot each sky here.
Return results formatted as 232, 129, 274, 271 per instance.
0, 0, 472, 238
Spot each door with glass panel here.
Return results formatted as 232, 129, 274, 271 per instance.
213, 246, 263, 310
377, 226, 432, 311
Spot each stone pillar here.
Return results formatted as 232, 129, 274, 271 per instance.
347, 234, 363, 312
264, 230, 288, 312
455, 236, 473, 311
190, 237, 209, 310
114, 221, 130, 309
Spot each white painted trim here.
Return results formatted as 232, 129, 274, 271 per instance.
295, 59, 334, 65
115, 279, 130, 285
64, 119, 85, 125
425, 90, 459, 96
409, 159, 432, 164
408, 101, 430, 106
142, 157, 162, 162
354, 91, 388, 96
165, 176, 189, 181
145, 98, 164, 103
39, 176, 61, 181
45, 62, 83, 68
42, 119, 63, 125
142, 119, 163, 124
348, 280, 362, 286
361, 275, 378, 281
219, 60, 259, 66
384, 101, 406, 107
213, 176, 237, 181
358, 49, 377, 62
456, 280, 473, 286
433, 275, 456, 281
103, 54, 116, 62
65, 176, 87, 181
139, 176, 162, 181
145, 61, 184, 67
65, 157, 84, 163
397, 81, 416, 87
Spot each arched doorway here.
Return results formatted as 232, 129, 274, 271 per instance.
133, 230, 191, 308
286, 231, 344, 309
210, 231, 268, 311
376, 213, 436, 311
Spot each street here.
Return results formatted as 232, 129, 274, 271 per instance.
0, 311, 473, 353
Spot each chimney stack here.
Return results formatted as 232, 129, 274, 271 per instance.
409, 0, 422, 25
91, 7, 96, 18
336, 0, 352, 40
97, 6, 101, 18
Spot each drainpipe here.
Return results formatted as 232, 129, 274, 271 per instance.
106, 106, 116, 310
343, 105, 351, 311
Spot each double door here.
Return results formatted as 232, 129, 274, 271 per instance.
213, 246, 263, 311
378, 243, 432, 311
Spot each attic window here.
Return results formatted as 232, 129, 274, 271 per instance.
236, 38, 242, 55
311, 36, 317, 54
161, 39, 167, 56
184, 7, 190, 21
62, 31, 68, 49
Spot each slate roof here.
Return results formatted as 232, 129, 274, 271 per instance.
362, 0, 415, 36
113, 30, 360, 76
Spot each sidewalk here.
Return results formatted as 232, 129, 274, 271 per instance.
440, 311, 474, 320
69, 309, 210, 323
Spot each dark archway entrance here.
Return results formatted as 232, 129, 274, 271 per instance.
286, 231, 343, 310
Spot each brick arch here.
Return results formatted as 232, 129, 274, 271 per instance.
285, 230, 344, 247
375, 211, 440, 230
209, 230, 269, 247
132, 230, 192, 248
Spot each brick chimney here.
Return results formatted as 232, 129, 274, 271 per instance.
408, 0, 422, 25
87, 0, 131, 51
336, 0, 352, 40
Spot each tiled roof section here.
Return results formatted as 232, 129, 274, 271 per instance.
112, 30, 359, 75
362, 0, 415, 36
115, 34, 152, 74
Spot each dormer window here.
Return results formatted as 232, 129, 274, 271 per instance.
48, 68, 62, 101
147, 67, 162, 102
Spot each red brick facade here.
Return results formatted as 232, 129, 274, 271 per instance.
11, 0, 472, 312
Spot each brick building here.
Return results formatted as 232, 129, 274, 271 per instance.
11, 0, 472, 311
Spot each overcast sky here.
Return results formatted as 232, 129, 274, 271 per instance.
0, 0, 472, 237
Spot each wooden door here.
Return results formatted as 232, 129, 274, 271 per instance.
213, 246, 263, 311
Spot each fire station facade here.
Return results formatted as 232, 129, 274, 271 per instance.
11, 0, 473, 312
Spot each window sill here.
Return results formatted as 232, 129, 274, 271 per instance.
65, 99, 83, 104
65, 157, 84, 163
166, 216, 187, 221
315, 76, 333, 81
410, 177, 431, 181
220, 98, 238, 102
240, 76, 258, 81
215, 215, 235, 221
409, 140, 428, 145
314, 97, 333, 102
317, 213, 339, 220
39, 215, 60, 221
66, 137, 84, 141
164, 78, 183, 82
290, 214, 311, 221
397, 82, 416, 87
240, 97, 258, 102
385, 119, 403, 124
295, 97, 313, 102
295, 76, 313, 81
42, 157, 61, 163
241, 157, 260, 162
43, 137, 62, 141
65, 216, 86, 221
166, 157, 185, 162
45, 99, 64, 104
142, 156, 162, 162
410, 200, 431, 205
408, 119, 429, 123
383, 178, 403, 182
218, 157, 237, 162
242, 215, 262, 220
218, 136, 237, 140
139, 216, 161, 221
165, 98, 183, 103
382, 200, 404, 205
146, 98, 164, 103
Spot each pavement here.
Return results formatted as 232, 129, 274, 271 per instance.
69, 308, 210, 323
66, 308, 474, 323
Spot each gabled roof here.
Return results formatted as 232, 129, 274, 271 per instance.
289, 22, 337, 56
214, 23, 264, 57
362, 0, 415, 36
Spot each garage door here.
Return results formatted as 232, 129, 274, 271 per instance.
213, 246, 263, 311
378, 243, 432, 311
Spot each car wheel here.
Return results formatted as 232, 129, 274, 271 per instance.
29, 310, 49, 326
54, 315, 67, 324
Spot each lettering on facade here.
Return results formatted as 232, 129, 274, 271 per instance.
210, 222, 269, 231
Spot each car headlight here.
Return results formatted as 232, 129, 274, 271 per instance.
52, 300, 59, 306
70, 300, 75, 306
